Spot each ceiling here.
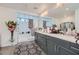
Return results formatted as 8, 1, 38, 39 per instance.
0, 3, 79, 18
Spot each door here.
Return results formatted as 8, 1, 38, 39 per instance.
37, 36, 47, 53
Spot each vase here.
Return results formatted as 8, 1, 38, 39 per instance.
10, 31, 14, 42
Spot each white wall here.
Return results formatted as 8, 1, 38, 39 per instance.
38, 17, 56, 29
54, 16, 75, 29
61, 16, 75, 23
0, 7, 38, 47
75, 8, 79, 32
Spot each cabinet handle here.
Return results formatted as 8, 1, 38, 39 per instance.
71, 46, 79, 51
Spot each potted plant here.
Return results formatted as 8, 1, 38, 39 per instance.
6, 20, 17, 42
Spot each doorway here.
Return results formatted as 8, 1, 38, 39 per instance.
17, 17, 34, 43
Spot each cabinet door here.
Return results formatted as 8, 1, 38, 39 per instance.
47, 39, 57, 55
58, 46, 76, 55
37, 36, 47, 53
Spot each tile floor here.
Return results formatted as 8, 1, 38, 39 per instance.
0, 41, 46, 55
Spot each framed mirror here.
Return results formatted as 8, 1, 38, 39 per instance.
60, 22, 75, 32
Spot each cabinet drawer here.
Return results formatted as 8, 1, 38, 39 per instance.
70, 43, 79, 54
58, 46, 77, 55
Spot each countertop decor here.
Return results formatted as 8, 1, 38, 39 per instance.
6, 20, 17, 42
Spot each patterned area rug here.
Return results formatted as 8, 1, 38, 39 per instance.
14, 41, 46, 55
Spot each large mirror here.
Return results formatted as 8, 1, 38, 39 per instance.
38, 17, 55, 30
60, 22, 75, 32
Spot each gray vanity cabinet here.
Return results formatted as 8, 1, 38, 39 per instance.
46, 36, 73, 55
35, 32, 79, 55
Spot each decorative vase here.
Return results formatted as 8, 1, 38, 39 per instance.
10, 31, 14, 42
6, 21, 17, 43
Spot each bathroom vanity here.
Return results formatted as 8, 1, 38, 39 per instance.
35, 31, 79, 55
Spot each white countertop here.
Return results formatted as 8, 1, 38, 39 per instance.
36, 31, 78, 44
